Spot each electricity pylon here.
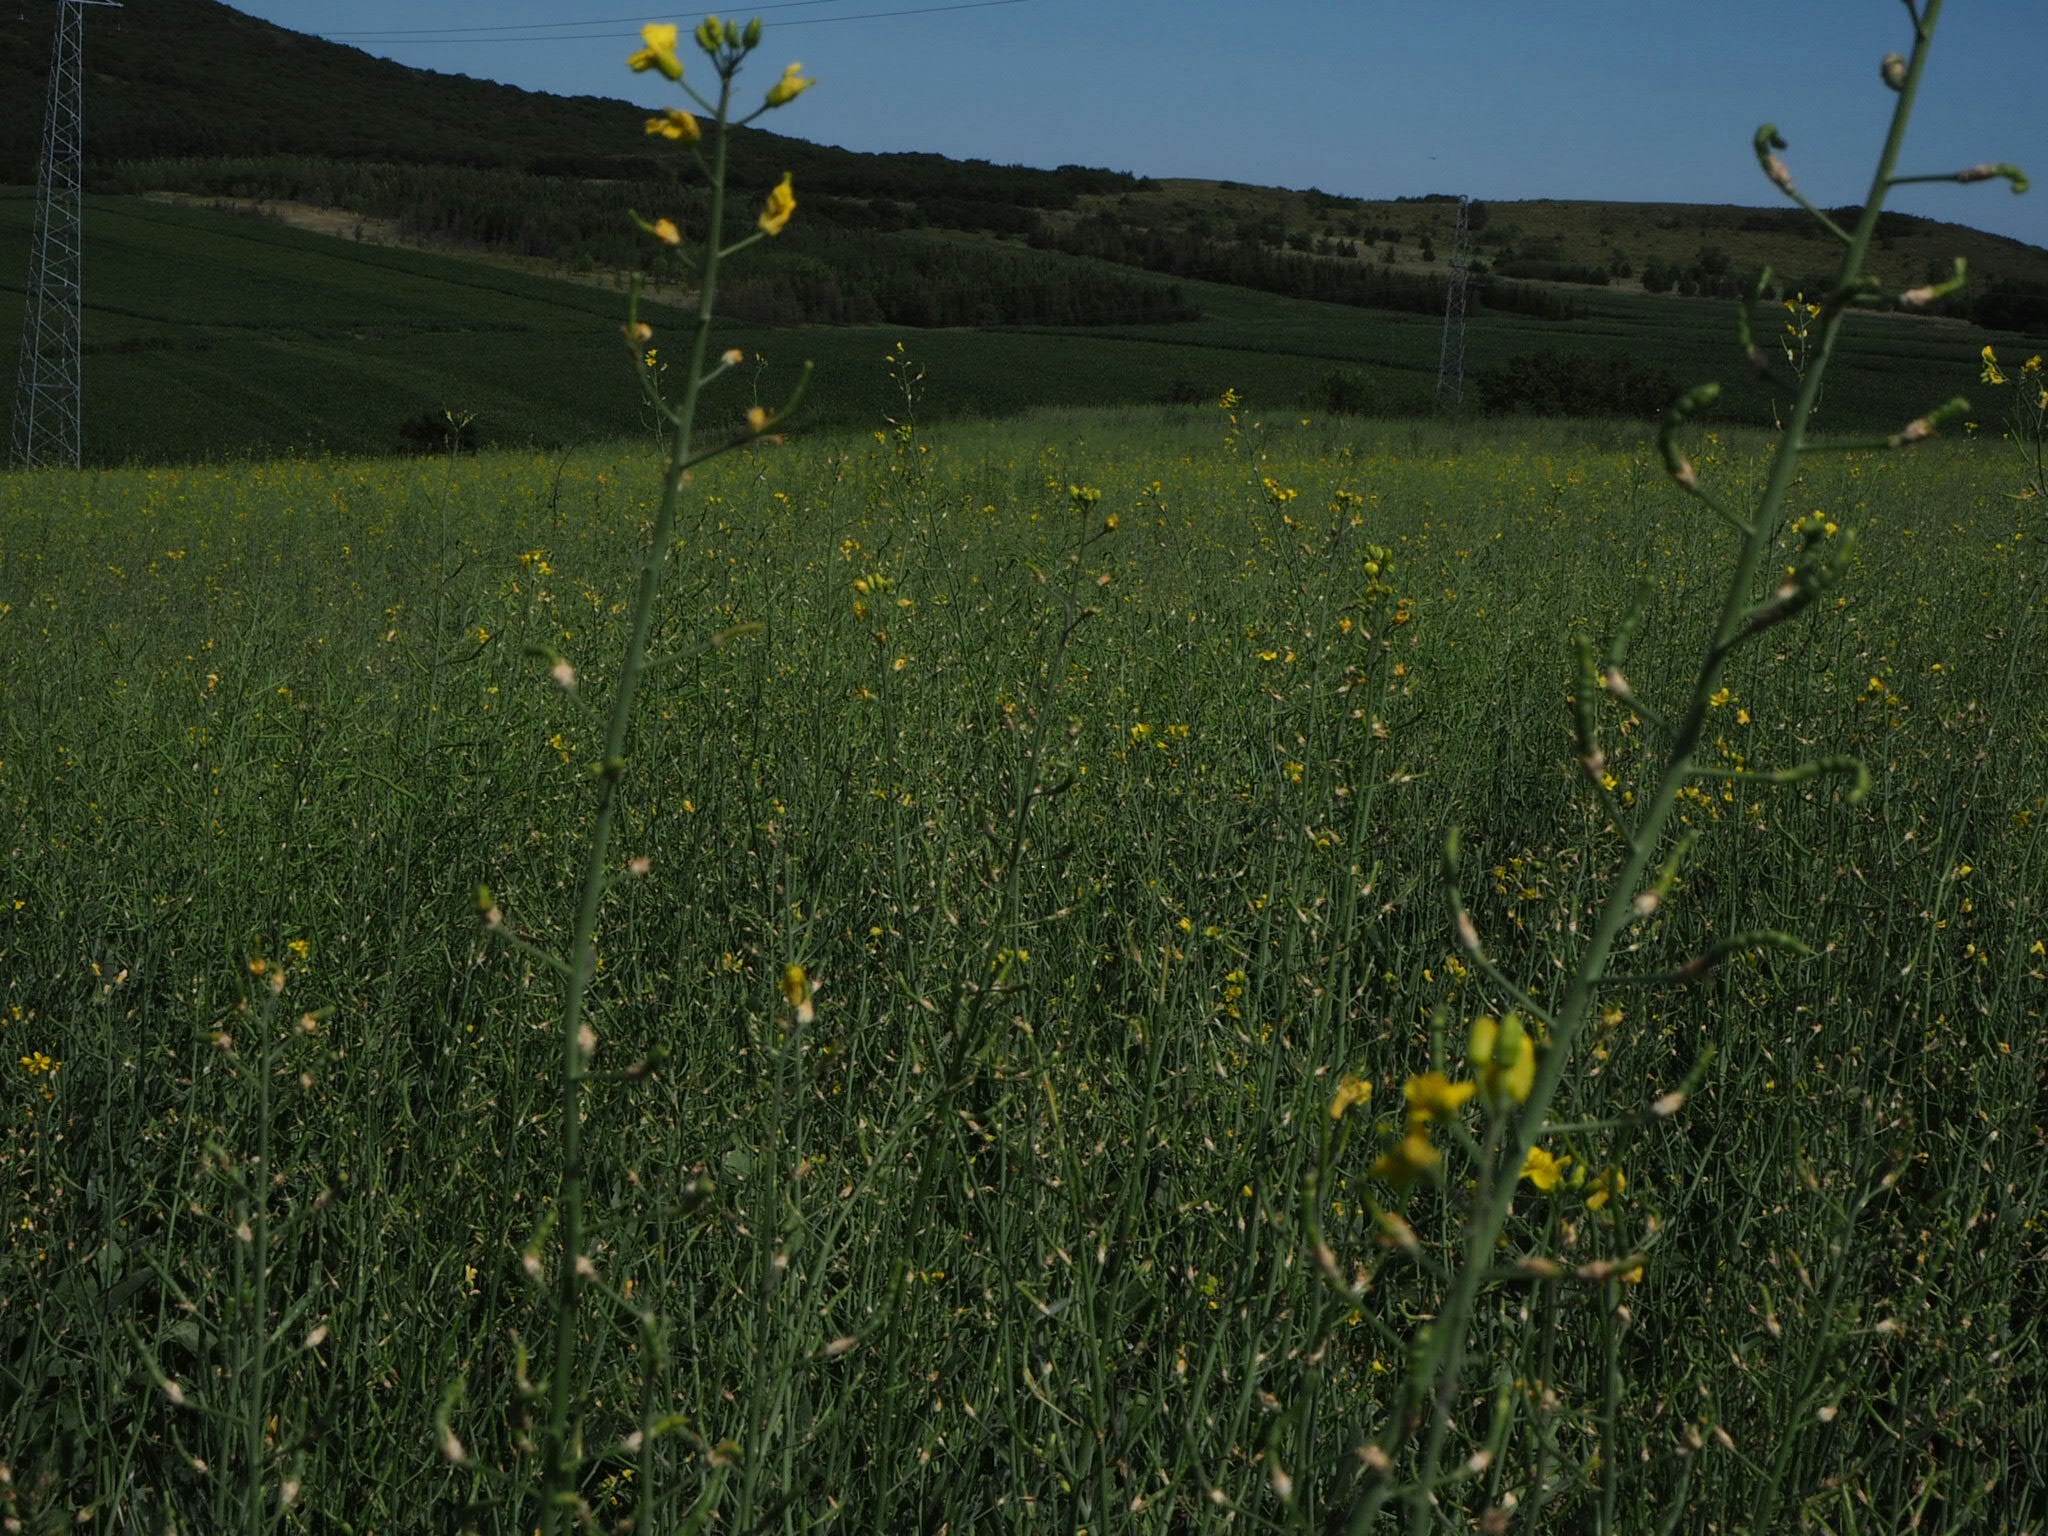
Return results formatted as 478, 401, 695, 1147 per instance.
1434, 196, 1473, 408
8, 0, 124, 470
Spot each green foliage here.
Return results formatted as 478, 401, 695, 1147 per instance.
1474, 348, 1679, 419
397, 407, 480, 456
2, 415, 2043, 1531
1973, 278, 2048, 335
1318, 365, 1376, 416
94, 157, 1200, 331
1494, 258, 1612, 287
1034, 209, 1585, 322
4, 8, 2041, 1533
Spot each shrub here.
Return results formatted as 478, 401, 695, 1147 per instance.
1472, 348, 1677, 419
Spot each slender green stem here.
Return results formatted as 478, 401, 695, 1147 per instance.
1351, 10, 1952, 1532
538, 63, 740, 1536
247, 1004, 273, 1535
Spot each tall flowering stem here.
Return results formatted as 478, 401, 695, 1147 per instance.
1339, 2, 2028, 1529
491, 19, 811, 1534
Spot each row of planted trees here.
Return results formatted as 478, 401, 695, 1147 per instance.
101, 155, 1200, 329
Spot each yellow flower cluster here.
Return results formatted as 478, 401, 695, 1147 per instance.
1983, 346, 2047, 406
1521, 1145, 1571, 1191
780, 963, 814, 1024
1359, 1020, 1550, 1191
1328, 1073, 1372, 1121
758, 173, 797, 237
644, 109, 700, 143
1469, 1012, 1535, 1105
764, 62, 813, 108
630, 25, 804, 243
627, 23, 684, 80
1368, 1071, 1475, 1186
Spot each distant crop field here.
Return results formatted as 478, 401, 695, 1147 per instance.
1, 193, 2028, 466
3, 407, 2041, 1531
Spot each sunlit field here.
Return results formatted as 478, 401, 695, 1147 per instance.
4, 402, 2042, 1532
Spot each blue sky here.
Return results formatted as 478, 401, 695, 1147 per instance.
240, 0, 2044, 248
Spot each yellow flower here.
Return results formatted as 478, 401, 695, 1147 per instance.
764, 62, 813, 108
2024, 355, 2044, 374
1329, 1074, 1373, 1121
628, 23, 684, 80
644, 109, 701, 142
1585, 1166, 1626, 1212
651, 218, 682, 247
1369, 1129, 1441, 1187
758, 173, 796, 237
1521, 1145, 1571, 1192
1403, 1071, 1476, 1123
1981, 345, 2007, 386
1471, 1013, 1535, 1105
780, 963, 814, 1024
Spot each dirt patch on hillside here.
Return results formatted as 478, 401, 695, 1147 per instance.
139, 191, 696, 311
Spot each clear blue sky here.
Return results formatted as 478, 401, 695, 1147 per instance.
239, 0, 2044, 249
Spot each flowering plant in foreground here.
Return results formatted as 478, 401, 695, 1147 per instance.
1314, 4, 2029, 1531
1978, 343, 2047, 505
457, 18, 813, 1534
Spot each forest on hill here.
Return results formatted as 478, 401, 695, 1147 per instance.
11, 0, 2041, 338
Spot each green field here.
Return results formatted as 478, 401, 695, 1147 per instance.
6, 8, 2047, 1525
3, 399, 2043, 1530
2, 191, 2031, 466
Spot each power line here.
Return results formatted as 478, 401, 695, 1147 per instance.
323, 0, 859, 39
329, 0, 1032, 44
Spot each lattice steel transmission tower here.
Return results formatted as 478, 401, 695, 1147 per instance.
1434, 196, 1473, 408
8, 0, 123, 470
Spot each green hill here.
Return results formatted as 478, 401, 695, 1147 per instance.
1, 188, 2025, 468
3, 0, 2044, 465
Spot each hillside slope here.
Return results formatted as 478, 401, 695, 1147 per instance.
3, 1, 2042, 464
5, 0, 2042, 318
0, 190, 2021, 468
0, 0, 1130, 210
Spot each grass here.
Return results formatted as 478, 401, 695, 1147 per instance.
3, 403, 2043, 1531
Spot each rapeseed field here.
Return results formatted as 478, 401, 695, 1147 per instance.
3, 403, 2041, 1531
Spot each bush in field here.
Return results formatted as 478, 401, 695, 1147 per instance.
1319, 365, 1375, 416
1474, 348, 1679, 419
397, 407, 481, 455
